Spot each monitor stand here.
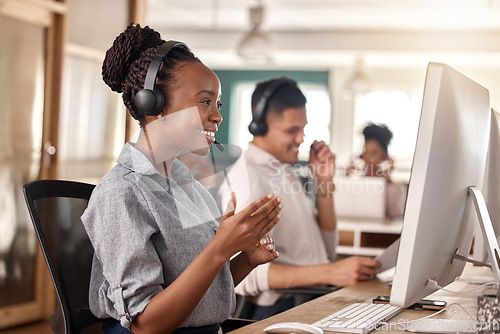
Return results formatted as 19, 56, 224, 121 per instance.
466, 186, 500, 289
452, 187, 500, 288
414, 187, 500, 333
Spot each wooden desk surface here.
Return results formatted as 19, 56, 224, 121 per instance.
229, 264, 495, 333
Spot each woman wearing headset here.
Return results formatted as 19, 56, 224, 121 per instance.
347, 123, 394, 179
347, 123, 407, 217
82, 24, 282, 334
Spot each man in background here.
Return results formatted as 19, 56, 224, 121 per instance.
218, 77, 380, 320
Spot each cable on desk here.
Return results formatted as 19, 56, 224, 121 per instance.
379, 302, 477, 330
426, 279, 499, 295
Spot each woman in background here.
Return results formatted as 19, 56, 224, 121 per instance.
350, 123, 394, 179
82, 24, 282, 334
348, 123, 406, 217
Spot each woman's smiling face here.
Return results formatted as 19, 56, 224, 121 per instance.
168, 62, 222, 155
145, 61, 223, 158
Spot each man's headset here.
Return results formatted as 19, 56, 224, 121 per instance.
134, 40, 188, 116
248, 78, 298, 136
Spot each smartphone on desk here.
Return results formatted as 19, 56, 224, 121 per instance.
373, 296, 447, 310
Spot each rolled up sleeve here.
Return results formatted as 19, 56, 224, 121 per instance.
82, 179, 164, 328
234, 262, 270, 297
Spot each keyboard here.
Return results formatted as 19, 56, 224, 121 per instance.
311, 302, 403, 334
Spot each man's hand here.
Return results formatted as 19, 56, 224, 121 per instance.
309, 140, 336, 184
322, 256, 381, 287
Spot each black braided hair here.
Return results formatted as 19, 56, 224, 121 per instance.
362, 123, 393, 153
102, 23, 200, 125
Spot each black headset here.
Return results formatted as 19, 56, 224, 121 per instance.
134, 40, 188, 116
248, 78, 298, 136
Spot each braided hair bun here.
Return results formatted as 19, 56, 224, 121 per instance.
362, 123, 393, 153
102, 23, 200, 123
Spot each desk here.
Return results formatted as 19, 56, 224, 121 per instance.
337, 218, 402, 257
229, 264, 495, 333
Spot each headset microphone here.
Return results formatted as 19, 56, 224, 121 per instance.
213, 140, 225, 151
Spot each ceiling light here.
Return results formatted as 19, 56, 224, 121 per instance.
237, 3, 275, 62
344, 58, 372, 94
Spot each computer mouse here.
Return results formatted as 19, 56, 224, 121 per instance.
264, 322, 324, 334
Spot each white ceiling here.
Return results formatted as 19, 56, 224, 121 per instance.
147, 0, 500, 31
145, 0, 500, 68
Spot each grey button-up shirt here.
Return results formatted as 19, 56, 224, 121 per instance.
82, 142, 235, 329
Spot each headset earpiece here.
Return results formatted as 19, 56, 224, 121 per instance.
248, 118, 268, 136
134, 40, 188, 117
134, 87, 165, 116
248, 78, 297, 136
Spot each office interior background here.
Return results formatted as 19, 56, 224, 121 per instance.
1, 0, 500, 329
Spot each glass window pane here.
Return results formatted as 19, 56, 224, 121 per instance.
301, 86, 331, 157
60, 0, 129, 183
0, 17, 45, 307
59, 56, 126, 182
232, 84, 254, 150
68, 0, 128, 50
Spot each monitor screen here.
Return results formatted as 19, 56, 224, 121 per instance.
390, 62, 491, 308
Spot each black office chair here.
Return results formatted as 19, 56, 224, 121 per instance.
23, 179, 102, 334
276, 285, 341, 305
24, 179, 252, 334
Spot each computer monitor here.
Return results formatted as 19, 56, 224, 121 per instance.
390, 62, 500, 308
333, 176, 386, 219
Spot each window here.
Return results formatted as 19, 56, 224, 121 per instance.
58, 0, 128, 183
232, 82, 331, 161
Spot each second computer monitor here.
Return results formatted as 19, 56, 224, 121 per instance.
390, 62, 491, 308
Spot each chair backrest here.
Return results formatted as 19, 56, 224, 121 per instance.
23, 180, 103, 334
